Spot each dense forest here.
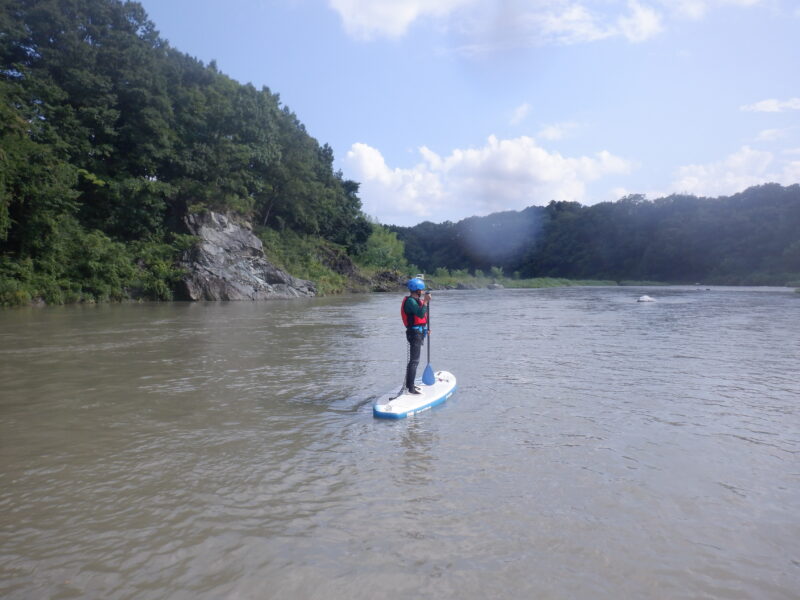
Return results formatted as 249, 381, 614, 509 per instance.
393, 184, 800, 286
0, 0, 372, 305
1, 1, 798, 307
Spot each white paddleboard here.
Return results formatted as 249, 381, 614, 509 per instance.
373, 371, 457, 419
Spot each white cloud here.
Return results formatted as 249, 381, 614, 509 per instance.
755, 128, 786, 142
741, 98, 800, 112
345, 143, 443, 220
723, 0, 763, 6
327, 0, 474, 40
449, 1, 664, 55
345, 136, 631, 225
330, 0, 673, 45
510, 103, 532, 126
528, 3, 613, 45
537, 121, 580, 141
617, 1, 663, 42
662, 0, 764, 20
325, 0, 773, 48
670, 145, 798, 197
610, 186, 634, 200
666, 0, 708, 19
515, 2, 661, 45
783, 160, 800, 182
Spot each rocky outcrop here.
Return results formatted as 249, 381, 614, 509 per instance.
315, 243, 371, 290
371, 270, 406, 292
178, 212, 316, 301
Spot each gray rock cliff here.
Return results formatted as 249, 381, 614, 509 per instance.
178, 212, 316, 300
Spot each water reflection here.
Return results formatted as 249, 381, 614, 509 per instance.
395, 420, 437, 489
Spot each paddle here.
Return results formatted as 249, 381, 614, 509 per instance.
421, 294, 435, 385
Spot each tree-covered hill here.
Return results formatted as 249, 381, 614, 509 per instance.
1, 0, 373, 305
393, 184, 800, 286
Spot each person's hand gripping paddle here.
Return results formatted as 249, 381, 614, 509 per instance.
422, 293, 435, 385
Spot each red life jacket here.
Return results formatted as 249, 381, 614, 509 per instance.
401, 295, 428, 328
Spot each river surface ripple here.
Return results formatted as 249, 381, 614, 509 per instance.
1, 286, 799, 599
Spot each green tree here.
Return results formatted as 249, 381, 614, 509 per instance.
1, 0, 378, 303
358, 224, 408, 270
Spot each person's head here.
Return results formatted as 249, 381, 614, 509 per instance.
407, 277, 425, 296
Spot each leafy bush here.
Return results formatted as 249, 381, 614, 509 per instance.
0, 268, 32, 306
356, 224, 408, 271
0, 215, 192, 305
258, 226, 347, 295
129, 235, 194, 300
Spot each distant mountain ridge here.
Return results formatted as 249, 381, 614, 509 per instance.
392, 184, 800, 286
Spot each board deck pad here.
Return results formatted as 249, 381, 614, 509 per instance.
373, 371, 457, 419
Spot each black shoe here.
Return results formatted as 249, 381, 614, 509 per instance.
408, 386, 422, 395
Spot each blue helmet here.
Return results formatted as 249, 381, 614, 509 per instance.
407, 277, 425, 292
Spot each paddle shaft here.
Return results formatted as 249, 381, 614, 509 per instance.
426, 299, 431, 363
421, 292, 436, 386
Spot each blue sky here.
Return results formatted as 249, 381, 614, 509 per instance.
137, 0, 800, 226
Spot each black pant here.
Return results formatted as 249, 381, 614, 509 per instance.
405, 328, 424, 390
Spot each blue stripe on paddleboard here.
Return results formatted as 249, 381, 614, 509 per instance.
373, 384, 457, 419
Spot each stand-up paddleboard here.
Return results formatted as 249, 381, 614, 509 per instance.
373, 371, 457, 419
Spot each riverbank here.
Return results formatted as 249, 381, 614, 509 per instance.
424, 274, 617, 290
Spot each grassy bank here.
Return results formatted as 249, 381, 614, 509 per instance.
504, 277, 618, 288
257, 227, 350, 296
424, 272, 617, 290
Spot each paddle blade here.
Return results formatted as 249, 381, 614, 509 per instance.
422, 363, 435, 385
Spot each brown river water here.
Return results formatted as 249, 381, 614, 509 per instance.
1, 286, 799, 599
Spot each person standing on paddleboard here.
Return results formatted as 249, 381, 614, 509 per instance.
402, 277, 431, 395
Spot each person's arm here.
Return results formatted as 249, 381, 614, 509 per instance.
405, 296, 428, 318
